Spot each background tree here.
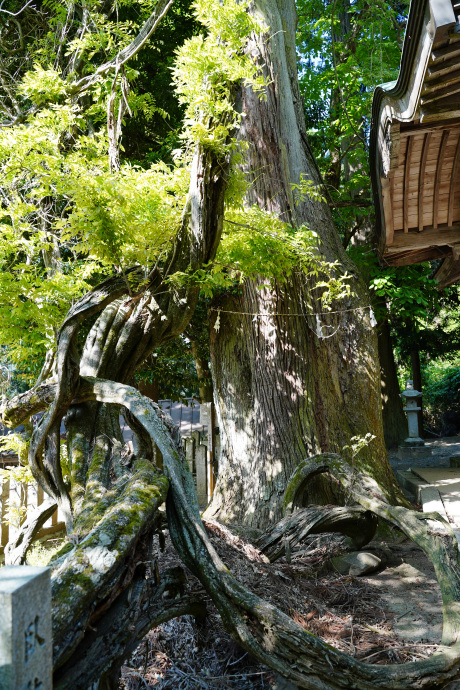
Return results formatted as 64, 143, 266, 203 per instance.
294, 0, 414, 448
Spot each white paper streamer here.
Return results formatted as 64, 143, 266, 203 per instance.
316, 314, 325, 339
369, 306, 377, 328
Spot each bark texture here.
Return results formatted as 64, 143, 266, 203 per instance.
4, 332, 460, 689
0, 2, 442, 686
206, 0, 400, 529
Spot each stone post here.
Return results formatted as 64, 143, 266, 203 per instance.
398, 380, 431, 460
0, 565, 52, 690
200, 402, 216, 501
401, 379, 424, 446
195, 443, 208, 507
185, 437, 195, 475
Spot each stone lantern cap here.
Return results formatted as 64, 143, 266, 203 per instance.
400, 379, 422, 399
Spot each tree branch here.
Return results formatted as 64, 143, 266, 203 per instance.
69, 0, 174, 97
0, 0, 34, 17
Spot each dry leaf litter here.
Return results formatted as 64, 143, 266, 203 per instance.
120, 519, 441, 689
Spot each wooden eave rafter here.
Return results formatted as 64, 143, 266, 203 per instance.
369, 0, 460, 287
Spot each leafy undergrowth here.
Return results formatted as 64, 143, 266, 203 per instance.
26, 535, 66, 566
120, 520, 440, 689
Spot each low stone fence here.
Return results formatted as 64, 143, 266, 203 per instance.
183, 428, 220, 507
0, 478, 65, 558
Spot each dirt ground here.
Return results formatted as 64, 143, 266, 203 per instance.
120, 520, 447, 689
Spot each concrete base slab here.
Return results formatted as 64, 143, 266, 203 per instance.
400, 438, 425, 447
396, 470, 427, 501
419, 486, 449, 520
397, 446, 433, 460
411, 467, 460, 494
439, 493, 460, 521
401, 467, 460, 544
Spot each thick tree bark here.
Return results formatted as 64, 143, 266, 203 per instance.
1, 3, 441, 686
378, 316, 407, 448
4, 317, 460, 689
257, 504, 378, 562
205, 0, 401, 529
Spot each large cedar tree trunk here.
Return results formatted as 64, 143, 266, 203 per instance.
205, 0, 401, 529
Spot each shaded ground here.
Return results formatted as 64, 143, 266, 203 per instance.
366, 543, 442, 644
120, 520, 444, 689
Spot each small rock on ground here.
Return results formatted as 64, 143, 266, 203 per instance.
331, 551, 381, 576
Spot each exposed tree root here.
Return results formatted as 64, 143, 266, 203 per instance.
5, 364, 460, 687
283, 454, 460, 648
54, 567, 206, 690
2, 105, 459, 683
76, 383, 460, 689
0, 127, 235, 686
257, 505, 378, 562
5, 361, 460, 687
51, 456, 168, 667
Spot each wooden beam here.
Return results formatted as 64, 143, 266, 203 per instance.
425, 64, 460, 86
432, 43, 460, 63
383, 246, 452, 267
404, 136, 413, 233
433, 32, 460, 51
421, 107, 460, 123
434, 256, 460, 287
400, 122, 460, 137
449, 133, 460, 226
419, 132, 432, 231
381, 176, 394, 245
423, 72, 460, 96
428, 56, 460, 80
389, 122, 400, 171
422, 84, 460, 106
434, 130, 450, 228
386, 224, 460, 252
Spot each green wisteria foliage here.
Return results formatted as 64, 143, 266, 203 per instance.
0, 0, 349, 384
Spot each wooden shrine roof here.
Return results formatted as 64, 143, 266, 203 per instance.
370, 0, 460, 287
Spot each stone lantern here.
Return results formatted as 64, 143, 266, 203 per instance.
400, 379, 424, 446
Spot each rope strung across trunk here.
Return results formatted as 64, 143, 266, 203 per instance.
211, 304, 378, 337
209, 304, 376, 317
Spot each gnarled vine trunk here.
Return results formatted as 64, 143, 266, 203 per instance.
1, 135, 232, 686
205, 0, 401, 530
